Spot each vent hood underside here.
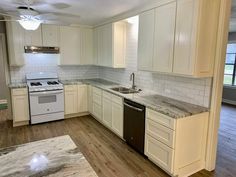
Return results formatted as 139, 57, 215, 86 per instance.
24, 46, 60, 54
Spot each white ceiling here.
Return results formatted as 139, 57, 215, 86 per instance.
0, 0, 159, 26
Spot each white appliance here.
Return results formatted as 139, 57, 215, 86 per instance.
26, 72, 64, 124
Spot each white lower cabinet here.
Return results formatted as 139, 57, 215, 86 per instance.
88, 85, 93, 113
145, 108, 209, 177
64, 85, 78, 115
145, 135, 174, 173
11, 88, 29, 126
92, 87, 103, 121
64, 84, 88, 115
91, 89, 124, 138
77, 85, 88, 113
111, 95, 123, 137
102, 92, 112, 127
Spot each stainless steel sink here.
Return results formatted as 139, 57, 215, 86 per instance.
110, 87, 140, 94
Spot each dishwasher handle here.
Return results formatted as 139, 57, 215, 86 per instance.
124, 102, 144, 112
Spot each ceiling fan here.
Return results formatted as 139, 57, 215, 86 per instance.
0, 0, 80, 30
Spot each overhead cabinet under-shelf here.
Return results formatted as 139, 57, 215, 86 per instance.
138, 0, 220, 77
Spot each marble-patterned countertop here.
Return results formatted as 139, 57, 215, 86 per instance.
0, 135, 98, 177
8, 78, 208, 118
8, 82, 27, 89
60, 78, 209, 119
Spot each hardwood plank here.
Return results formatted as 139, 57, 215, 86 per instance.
0, 104, 235, 177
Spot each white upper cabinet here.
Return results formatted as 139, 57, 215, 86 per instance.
138, 10, 155, 71
80, 28, 93, 65
58, 26, 94, 66
138, 2, 176, 73
58, 26, 81, 65
24, 26, 42, 46
42, 24, 59, 47
138, 0, 220, 78
153, 2, 176, 73
6, 21, 25, 66
94, 21, 126, 68
173, 0, 220, 77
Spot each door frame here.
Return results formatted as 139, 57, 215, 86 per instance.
205, 0, 232, 171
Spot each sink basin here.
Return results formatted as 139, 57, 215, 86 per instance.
110, 87, 140, 94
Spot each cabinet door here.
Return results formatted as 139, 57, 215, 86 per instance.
173, 0, 197, 75
153, 2, 176, 73
93, 103, 102, 121
102, 96, 112, 128
80, 28, 93, 65
64, 86, 78, 115
103, 24, 113, 67
77, 85, 88, 113
93, 28, 98, 65
112, 102, 123, 137
97, 26, 104, 66
12, 94, 29, 122
42, 24, 59, 47
88, 85, 93, 113
59, 26, 81, 65
24, 26, 42, 46
138, 10, 155, 71
145, 135, 174, 173
6, 21, 25, 66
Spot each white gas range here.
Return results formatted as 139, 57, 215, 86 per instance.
26, 72, 64, 124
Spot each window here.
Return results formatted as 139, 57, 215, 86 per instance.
224, 44, 236, 85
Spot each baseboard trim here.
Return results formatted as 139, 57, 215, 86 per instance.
222, 99, 236, 106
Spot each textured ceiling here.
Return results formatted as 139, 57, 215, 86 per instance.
0, 0, 159, 26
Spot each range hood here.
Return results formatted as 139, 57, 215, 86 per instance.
24, 46, 60, 54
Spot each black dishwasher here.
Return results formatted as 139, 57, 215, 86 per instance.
124, 98, 145, 154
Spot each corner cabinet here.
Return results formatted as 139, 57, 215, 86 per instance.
58, 26, 94, 65
11, 88, 29, 127
94, 21, 127, 68
138, 0, 220, 77
6, 21, 25, 66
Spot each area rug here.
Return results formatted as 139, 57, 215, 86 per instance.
0, 135, 98, 177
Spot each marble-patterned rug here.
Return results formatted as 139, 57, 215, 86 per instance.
0, 135, 98, 177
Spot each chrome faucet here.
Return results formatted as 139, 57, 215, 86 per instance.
130, 72, 136, 90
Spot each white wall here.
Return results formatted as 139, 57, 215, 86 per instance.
99, 20, 212, 107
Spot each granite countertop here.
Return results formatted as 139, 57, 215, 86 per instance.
0, 135, 98, 177
61, 78, 209, 119
9, 78, 208, 119
8, 82, 27, 89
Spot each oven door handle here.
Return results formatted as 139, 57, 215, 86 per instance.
30, 90, 63, 96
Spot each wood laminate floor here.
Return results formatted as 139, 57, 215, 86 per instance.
0, 104, 235, 177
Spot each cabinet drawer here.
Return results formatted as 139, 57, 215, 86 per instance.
112, 94, 123, 105
93, 87, 102, 96
146, 119, 175, 148
103, 91, 112, 100
12, 88, 27, 96
147, 108, 175, 130
145, 135, 174, 173
93, 94, 102, 105
64, 85, 77, 91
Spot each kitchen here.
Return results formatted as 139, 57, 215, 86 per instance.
0, 0, 232, 177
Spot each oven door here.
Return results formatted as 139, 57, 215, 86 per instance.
29, 90, 64, 116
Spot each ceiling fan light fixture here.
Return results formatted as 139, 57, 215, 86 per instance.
18, 18, 41, 31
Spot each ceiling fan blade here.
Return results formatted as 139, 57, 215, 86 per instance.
52, 12, 80, 19
35, 13, 58, 20
0, 19, 19, 22
43, 20, 70, 26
